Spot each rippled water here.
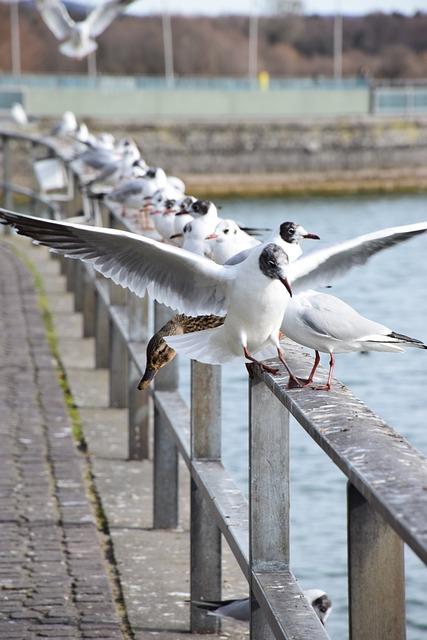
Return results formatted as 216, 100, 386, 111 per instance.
178, 194, 427, 639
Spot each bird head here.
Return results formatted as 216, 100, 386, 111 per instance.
138, 328, 179, 390
206, 219, 239, 242
258, 243, 293, 297
279, 221, 320, 244
190, 199, 217, 220
304, 589, 332, 625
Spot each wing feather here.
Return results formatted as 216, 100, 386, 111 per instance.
288, 222, 427, 292
86, 0, 133, 37
36, 0, 74, 39
0, 209, 232, 316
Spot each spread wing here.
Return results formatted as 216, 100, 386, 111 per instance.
86, 0, 134, 37
287, 222, 427, 292
35, 0, 74, 39
0, 209, 233, 317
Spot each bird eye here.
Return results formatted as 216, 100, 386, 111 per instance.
224, 229, 229, 234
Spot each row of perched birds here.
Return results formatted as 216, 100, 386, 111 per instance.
3, 110, 427, 396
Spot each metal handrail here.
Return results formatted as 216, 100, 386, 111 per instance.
2, 129, 426, 640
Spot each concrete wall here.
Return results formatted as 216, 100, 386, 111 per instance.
81, 116, 427, 175
24, 87, 369, 120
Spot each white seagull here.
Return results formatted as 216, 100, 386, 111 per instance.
282, 290, 427, 390
207, 218, 261, 265
0, 211, 315, 384
35, 0, 135, 59
194, 589, 332, 625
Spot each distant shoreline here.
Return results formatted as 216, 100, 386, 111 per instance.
184, 168, 427, 199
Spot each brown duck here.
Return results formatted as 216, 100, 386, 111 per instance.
138, 314, 224, 389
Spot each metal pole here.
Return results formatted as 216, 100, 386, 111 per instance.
153, 303, 179, 528
10, 2, 21, 77
248, 12, 259, 85
249, 375, 290, 639
333, 7, 343, 81
87, 51, 97, 80
162, 11, 174, 88
190, 361, 222, 634
347, 483, 405, 640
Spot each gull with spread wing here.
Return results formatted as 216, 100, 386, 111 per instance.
0, 210, 309, 384
36, 0, 135, 59
1, 210, 427, 386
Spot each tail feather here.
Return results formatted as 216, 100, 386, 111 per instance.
165, 326, 238, 364
361, 331, 427, 351
388, 331, 427, 349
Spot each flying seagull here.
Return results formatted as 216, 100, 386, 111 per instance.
35, 0, 135, 59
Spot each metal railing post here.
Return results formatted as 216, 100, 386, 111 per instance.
2, 135, 13, 235
109, 319, 128, 409
348, 483, 405, 640
190, 361, 222, 634
249, 375, 290, 640
153, 302, 179, 528
82, 267, 96, 338
74, 261, 85, 312
128, 293, 151, 460
95, 290, 110, 369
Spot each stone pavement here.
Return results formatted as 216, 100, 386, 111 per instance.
0, 242, 125, 639
0, 237, 248, 640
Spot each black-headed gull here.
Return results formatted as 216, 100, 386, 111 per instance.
0, 210, 315, 383
207, 218, 261, 265
36, 0, 135, 59
194, 589, 332, 625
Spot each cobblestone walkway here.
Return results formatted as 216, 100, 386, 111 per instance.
0, 242, 124, 639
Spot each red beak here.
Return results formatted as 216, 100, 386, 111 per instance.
205, 233, 218, 240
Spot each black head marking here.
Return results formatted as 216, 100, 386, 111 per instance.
146, 168, 157, 179
192, 199, 210, 215
280, 221, 298, 243
165, 199, 176, 208
312, 594, 332, 618
259, 243, 289, 279
183, 222, 192, 233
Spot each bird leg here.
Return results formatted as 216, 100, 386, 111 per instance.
299, 350, 321, 386
312, 353, 335, 391
243, 347, 279, 375
277, 348, 305, 388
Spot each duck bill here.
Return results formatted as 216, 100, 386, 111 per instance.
303, 233, 320, 240
280, 276, 293, 297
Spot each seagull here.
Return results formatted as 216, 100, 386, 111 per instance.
194, 589, 332, 625
50, 111, 78, 137
207, 219, 261, 265
0, 210, 314, 383
282, 290, 427, 390
170, 197, 195, 247
35, 0, 135, 59
172, 220, 214, 257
